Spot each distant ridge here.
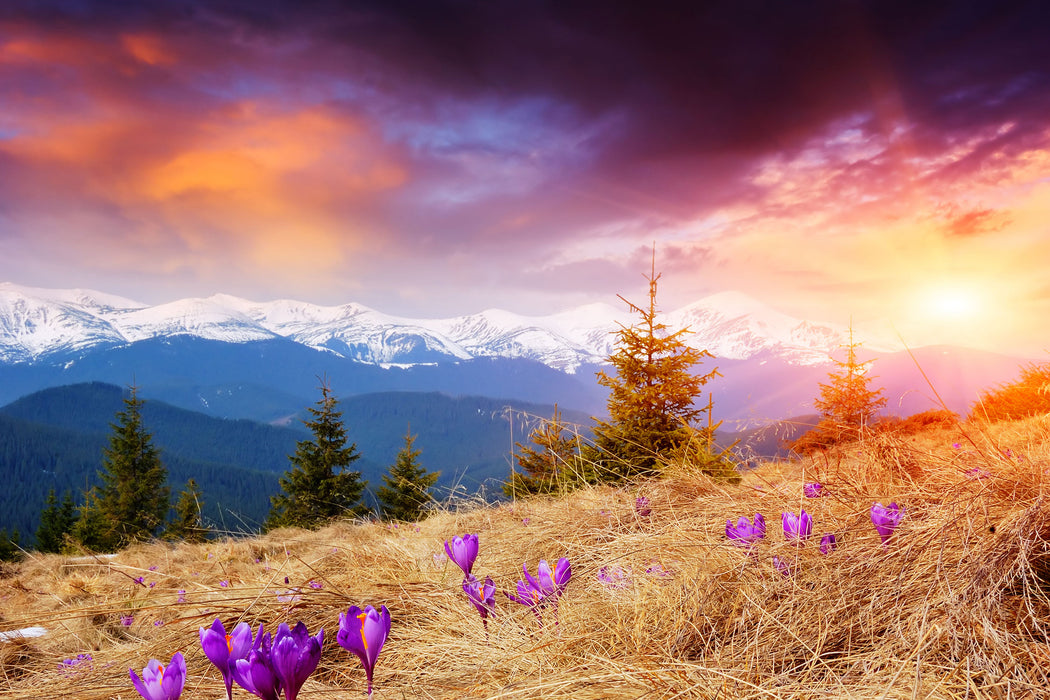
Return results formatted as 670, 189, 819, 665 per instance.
0, 282, 897, 371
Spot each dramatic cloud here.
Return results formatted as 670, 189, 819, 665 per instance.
0, 0, 1048, 353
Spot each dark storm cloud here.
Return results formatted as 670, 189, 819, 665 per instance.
9, 1, 1048, 161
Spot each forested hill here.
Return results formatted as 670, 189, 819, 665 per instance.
0, 383, 590, 544
1, 382, 304, 471
0, 409, 283, 544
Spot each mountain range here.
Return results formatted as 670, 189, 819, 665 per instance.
0, 282, 895, 371
0, 282, 1032, 427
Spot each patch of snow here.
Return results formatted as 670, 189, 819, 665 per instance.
0, 626, 48, 642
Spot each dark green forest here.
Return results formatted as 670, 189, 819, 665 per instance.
0, 407, 282, 543
0, 383, 590, 545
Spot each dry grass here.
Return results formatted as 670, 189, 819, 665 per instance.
3, 416, 1050, 699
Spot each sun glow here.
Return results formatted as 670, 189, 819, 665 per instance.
920, 285, 983, 320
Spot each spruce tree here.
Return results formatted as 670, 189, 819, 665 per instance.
165, 479, 209, 543
504, 405, 580, 497
0, 528, 22, 562
376, 428, 439, 522
95, 386, 170, 547
70, 488, 117, 552
587, 257, 723, 481
791, 325, 887, 453
266, 379, 367, 530
36, 489, 78, 553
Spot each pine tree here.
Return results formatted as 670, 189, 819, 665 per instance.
164, 479, 209, 543
504, 405, 581, 497
587, 256, 724, 481
36, 489, 78, 553
95, 386, 170, 547
266, 379, 368, 530
792, 324, 887, 452
0, 528, 22, 562
376, 428, 439, 522
70, 488, 117, 552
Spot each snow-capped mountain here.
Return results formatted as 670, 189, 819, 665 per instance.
0, 282, 893, 371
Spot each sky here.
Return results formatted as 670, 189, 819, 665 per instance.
1, 0, 1048, 356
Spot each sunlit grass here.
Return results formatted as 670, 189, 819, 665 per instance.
2, 415, 1050, 698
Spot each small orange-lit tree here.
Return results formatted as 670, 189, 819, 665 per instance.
793, 325, 886, 452
504, 405, 581, 497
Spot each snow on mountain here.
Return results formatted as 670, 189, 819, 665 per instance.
110, 297, 278, 344
0, 283, 895, 370
0, 283, 130, 362
665, 291, 899, 364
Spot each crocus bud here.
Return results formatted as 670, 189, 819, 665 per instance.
443, 534, 479, 578
338, 605, 391, 698
130, 652, 186, 700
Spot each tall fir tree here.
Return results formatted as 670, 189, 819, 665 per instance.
587, 255, 724, 481
95, 386, 170, 547
36, 489, 78, 553
266, 379, 368, 530
504, 405, 581, 497
164, 479, 209, 543
376, 428, 439, 522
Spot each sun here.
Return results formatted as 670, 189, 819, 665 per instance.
921, 285, 983, 320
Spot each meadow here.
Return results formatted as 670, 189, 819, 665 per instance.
1, 414, 1048, 699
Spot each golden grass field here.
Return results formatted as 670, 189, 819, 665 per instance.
2, 415, 1049, 699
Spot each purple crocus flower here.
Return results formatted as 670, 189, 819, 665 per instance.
871, 502, 903, 545
507, 558, 572, 611
463, 576, 496, 625
200, 618, 254, 700
645, 562, 672, 578
270, 621, 324, 700
781, 510, 813, 544
337, 605, 391, 699
819, 533, 837, 555
506, 577, 545, 609
726, 513, 766, 548
443, 534, 479, 578
130, 651, 186, 700
772, 556, 792, 577
233, 625, 281, 700
525, 557, 571, 599
635, 496, 652, 517
598, 565, 630, 589
803, 482, 825, 498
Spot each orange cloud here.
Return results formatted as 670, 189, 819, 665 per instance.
121, 34, 176, 67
